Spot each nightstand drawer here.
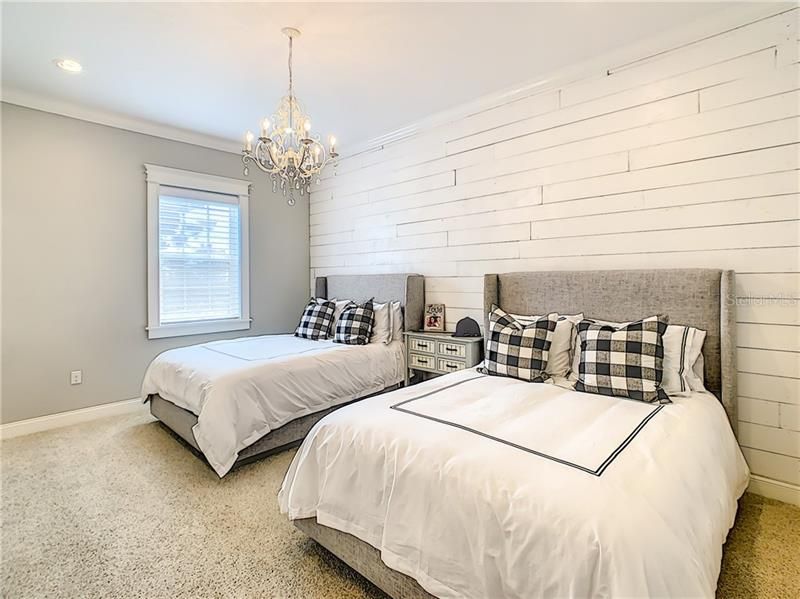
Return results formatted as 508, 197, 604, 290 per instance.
437, 342, 466, 358
409, 353, 436, 370
438, 358, 465, 373
409, 338, 435, 354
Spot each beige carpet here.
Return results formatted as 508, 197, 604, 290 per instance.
1, 412, 798, 598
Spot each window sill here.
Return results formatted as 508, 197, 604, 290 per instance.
147, 318, 251, 340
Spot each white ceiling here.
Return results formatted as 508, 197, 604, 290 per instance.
2, 2, 750, 149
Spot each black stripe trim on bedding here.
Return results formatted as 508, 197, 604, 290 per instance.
678, 326, 689, 392
391, 374, 486, 408
390, 374, 664, 477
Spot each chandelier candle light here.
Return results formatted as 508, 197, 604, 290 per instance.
242, 27, 338, 205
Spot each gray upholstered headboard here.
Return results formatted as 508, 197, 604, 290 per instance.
315, 274, 425, 332
484, 269, 736, 432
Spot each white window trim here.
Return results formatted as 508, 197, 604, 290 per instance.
145, 164, 251, 340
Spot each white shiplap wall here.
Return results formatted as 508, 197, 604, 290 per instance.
310, 8, 800, 504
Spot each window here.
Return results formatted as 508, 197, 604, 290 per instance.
145, 164, 250, 339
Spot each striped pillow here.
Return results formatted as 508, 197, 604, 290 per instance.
661, 325, 706, 396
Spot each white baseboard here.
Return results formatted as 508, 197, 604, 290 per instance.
748, 475, 800, 506
0, 398, 149, 440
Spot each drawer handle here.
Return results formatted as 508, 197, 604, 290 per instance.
445, 347, 458, 353
417, 358, 429, 364
446, 364, 458, 369
417, 343, 429, 349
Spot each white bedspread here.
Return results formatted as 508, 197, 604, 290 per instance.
279, 369, 749, 598
141, 335, 405, 477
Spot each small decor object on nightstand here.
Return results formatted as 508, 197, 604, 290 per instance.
424, 303, 445, 332
453, 317, 481, 337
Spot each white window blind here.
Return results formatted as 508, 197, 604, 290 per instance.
145, 164, 250, 339
158, 186, 242, 325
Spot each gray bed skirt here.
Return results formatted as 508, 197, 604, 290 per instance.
149, 385, 399, 471
295, 517, 434, 599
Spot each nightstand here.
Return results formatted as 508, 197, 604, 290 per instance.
402, 331, 484, 386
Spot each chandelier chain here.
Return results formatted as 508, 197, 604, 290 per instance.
287, 35, 293, 129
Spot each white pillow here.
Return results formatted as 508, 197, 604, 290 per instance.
510, 312, 582, 378
390, 301, 403, 341
370, 301, 392, 344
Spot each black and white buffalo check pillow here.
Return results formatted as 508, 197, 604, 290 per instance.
575, 315, 671, 403
333, 299, 375, 345
294, 298, 336, 340
478, 306, 558, 382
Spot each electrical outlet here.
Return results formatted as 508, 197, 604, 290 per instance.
70, 370, 82, 385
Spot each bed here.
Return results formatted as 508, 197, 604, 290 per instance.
280, 269, 748, 598
143, 273, 424, 477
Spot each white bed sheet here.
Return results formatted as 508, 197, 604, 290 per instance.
279, 368, 749, 598
141, 335, 405, 477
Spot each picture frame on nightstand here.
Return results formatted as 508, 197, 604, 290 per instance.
423, 303, 445, 332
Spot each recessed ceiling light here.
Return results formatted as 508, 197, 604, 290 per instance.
54, 58, 82, 73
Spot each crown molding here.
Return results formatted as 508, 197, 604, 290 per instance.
0, 87, 243, 154
343, 2, 797, 158
1, 3, 793, 159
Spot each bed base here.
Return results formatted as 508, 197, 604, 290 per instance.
149, 384, 400, 472
295, 517, 434, 599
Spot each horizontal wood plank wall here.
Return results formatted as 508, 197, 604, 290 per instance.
310, 8, 800, 502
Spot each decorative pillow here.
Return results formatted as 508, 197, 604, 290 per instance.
571, 317, 705, 396
575, 315, 671, 403
569, 317, 631, 381
295, 298, 336, 340
333, 299, 375, 345
512, 312, 582, 378
370, 301, 393, 344
478, 306, 558, 382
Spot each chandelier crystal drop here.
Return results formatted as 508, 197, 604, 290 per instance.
242, 27, 338, 206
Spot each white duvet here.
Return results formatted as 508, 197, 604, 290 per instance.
279, 369, 749, 598
141, 335, 405, 477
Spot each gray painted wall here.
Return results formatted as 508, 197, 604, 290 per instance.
1, 103, 309, 423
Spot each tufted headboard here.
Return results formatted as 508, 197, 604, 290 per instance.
315, 273, 425, 332
483, 269, 737, 432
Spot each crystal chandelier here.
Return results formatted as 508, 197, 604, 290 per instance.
241, 27, 338, 206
